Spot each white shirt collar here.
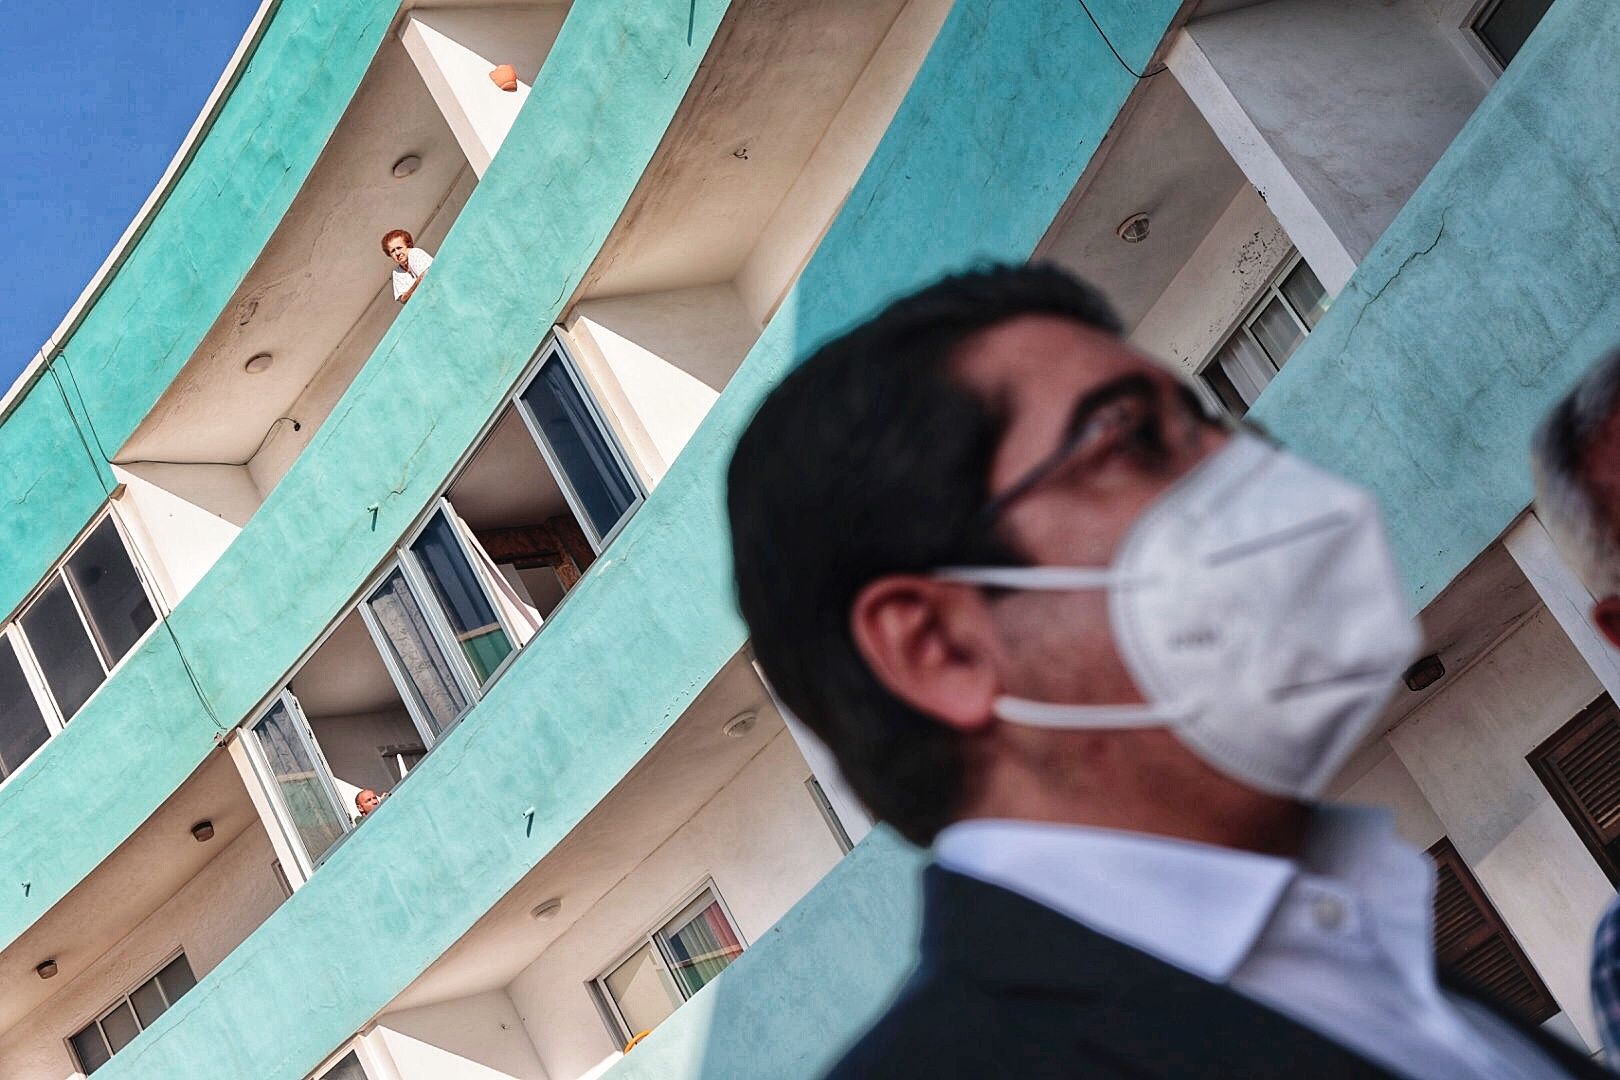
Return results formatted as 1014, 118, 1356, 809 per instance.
934, 805, 1428, 984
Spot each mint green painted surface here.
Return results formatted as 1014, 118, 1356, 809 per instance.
0, 0, 726, 970
85, 1, 1181, 1076
0, 0, 399, 619
611, 6, 1620, 1077
1252, 0, 1618, 605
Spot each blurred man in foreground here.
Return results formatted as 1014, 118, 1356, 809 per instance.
729, 264, 1606, 1078
1532, 346, 1620, 1062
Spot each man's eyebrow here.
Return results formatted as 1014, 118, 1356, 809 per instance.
981, 372, 1157, 518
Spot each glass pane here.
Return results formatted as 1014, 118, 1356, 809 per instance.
156, 954, 197, 1003
659, 895, 744, 998
0, 636, 50, 777
317, 1052, 371, 1080
364, 569, 469, 736
1248, 296, 1306, 369
1478, 0, 1554, 66
129, 977, 168, 1028
64, 517, 156, 667
71, 1025, 112, 1074
520, 358, 638, 544
1279, 260, 1330, 330
1201, 358, 1248, 418
252, 701, 347, 864
409, 513, 511, 685
20, 577, 104, 719
605, 942, 681, 1038
100, 1001, 141, 1052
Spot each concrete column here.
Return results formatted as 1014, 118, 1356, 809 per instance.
225, 731, 312, 891
752, 660, 874, 848
1165, 0, 1491, 294
399, 6, 567, 177
1505, 511, 1620, 703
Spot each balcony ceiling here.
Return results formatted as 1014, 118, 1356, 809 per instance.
1038, 73, 1247, 332
118, 40, 471, 469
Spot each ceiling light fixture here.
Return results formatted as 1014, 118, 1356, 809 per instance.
1116, 213, 1151, 244
722, 711, 757, 739
191, 820, 215, 843
392, 154, 422, 179
531, 898, 563, 921
1402, 654, 1446, 692
243, 352, 274, 375
36, 959, 58, 980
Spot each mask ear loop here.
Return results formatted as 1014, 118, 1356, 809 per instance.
932, 566, 1156, 590
994, 696, 1187, 728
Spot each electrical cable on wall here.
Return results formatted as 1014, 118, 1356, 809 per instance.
1076, 0, 1166, 80
45, 354, 230, 733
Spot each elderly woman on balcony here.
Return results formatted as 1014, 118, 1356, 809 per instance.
382, 228, 434, 304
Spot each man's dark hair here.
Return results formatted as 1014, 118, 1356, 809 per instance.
727, 263, 1122, 844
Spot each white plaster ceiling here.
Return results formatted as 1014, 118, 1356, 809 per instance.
118, 40, 472, 467
0, 751, 259, 1038
1037, 73, 1248, 331
290, 609, 404, 719
445, 407, 569, 531
575, 0, 910, 301
387, 651, 785, 1010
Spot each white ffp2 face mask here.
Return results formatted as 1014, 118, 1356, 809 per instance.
936, 432, 1420, 800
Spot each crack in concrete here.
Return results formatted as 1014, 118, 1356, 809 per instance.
1342, 209, 1449, 349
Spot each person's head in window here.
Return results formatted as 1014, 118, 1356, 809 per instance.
355, 789, 382, 817
1533, 346, 1620, 648
381, 229, 415, 271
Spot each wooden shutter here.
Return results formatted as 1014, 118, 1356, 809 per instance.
1529, 693, 1620, 887
1427, 838, 1557, 1023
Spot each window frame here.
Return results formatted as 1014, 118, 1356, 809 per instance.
1529, 693, 1620, 887
590, 879, 747, 1047
0, 505, 163, 792
65, 949, 194, 1074
1194, 250, 1324, 417
513, 336, 647, 554
1462, 0, 1552, 72
243, 689, 357, 877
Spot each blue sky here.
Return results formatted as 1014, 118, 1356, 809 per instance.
0, 2, 261, 389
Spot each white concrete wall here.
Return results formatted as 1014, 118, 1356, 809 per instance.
372, 991, 550, 1080
564, 285, 757, 484
1331, 739, 1447, 850
1130, 184, 1294, 377
506, 729, 846, 1080
1387, 606, 1615, 1047
309, 708, 423, 804
111, 466, 255, 609
732, 0, 953, 325
249, 168, 477, 497
400, 5, 568, 177
0, 827, 285, 1079
1177, 0, 1487, 278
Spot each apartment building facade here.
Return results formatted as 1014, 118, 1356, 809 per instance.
0, 0, 1615, 1077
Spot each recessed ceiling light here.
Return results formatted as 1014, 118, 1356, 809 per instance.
244, 352, 273, 375
1116, 212, 1151, 244
392, 154, 422, 179
191, 820, 215, 843
531, 898, 563, 920
36, 959, 58, 980
722, 711, 757, 739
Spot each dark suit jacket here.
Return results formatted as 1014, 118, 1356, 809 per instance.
827, 866, 1612, 1079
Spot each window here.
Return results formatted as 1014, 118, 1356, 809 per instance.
249, 694, 352, 872
1427, 839, 1557, 1022
1529, 694, 1620, 886
0, 635, 51, 781
1470, 0, 1555, 69
14, 514, 157, 721
595, 885, 745, 1047
68, 953, 196, 1074
516, 340, 644, 550
1198, 254, 1330, 418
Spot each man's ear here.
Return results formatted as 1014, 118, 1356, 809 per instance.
1594, 596, 1620, 650
850, 575, 1000, 734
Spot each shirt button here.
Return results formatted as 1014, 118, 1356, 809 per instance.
1311, 894, 1347, 931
